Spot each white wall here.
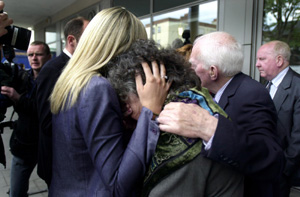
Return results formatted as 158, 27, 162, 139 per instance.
218, 0, 260, 79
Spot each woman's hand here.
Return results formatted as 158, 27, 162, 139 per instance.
136, 61, 171, 116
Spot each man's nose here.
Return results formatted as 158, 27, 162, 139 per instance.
255, 61, 259, 67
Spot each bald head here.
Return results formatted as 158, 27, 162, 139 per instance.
195, 31, 237, 47
256, 40, 290, 81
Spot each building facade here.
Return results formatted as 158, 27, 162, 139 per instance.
32, 0, 300, 81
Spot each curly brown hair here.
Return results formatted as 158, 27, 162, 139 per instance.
106, 39, 201, 103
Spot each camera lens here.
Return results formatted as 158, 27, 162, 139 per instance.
0, 25, 32, 51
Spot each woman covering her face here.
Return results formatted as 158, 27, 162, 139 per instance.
49, 7, 170, 197
107, 39, 244, 197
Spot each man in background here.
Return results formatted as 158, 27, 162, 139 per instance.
36, 16, 89, 186
256, 40, 300, 197
1, 41, 51, 196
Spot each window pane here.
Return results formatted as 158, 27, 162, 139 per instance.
45, 24, 57, 52
153, 8, 189, 48
45, 32, 56, 43
114, 0, 150, 17
263, 0, 300, 72
140, 18, 151, 39
153, 0, 195, 13
152, 1, 218, 48
199, 1, 218, 35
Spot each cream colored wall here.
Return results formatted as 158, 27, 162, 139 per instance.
218, 0, 260, 80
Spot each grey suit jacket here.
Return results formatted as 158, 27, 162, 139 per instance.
273, 67, 300, 185
148, 155, 244, 197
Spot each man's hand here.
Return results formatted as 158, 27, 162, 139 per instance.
136, 61, 171, 115
0, 1, 13, 37
1, 86, 20, 102
157, 102, 218, 142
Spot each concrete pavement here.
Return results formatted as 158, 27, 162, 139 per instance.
0, 107, 48, 197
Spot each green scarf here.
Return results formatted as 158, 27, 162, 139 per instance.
142, 87, 228, 196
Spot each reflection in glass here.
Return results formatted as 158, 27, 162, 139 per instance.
48, 43, 57, 53
46, 32, 57, 52
263, 0, 300, 71
45, 32, 56, 44
45, 24, 57, 52
151, 1, 218, 48
153, 8, 189, 47
140, 18, 151, 39
198, 1, 218, 35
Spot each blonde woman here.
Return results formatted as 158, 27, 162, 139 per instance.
49, 7, 170, 196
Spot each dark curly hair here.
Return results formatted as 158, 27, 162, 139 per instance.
105, 39, 201, 103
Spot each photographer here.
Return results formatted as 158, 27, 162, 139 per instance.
0, 0, 13, 169
1, 41, 51, 197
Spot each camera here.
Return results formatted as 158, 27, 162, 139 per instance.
0, 10, 31, 51
0, 46, 24, 122
0, 61, 19, 122
0, 25, 31, 51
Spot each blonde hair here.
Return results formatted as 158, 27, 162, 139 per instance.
50, 7, 147, 114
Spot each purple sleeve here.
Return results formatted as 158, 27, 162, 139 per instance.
78, 77, 159, 196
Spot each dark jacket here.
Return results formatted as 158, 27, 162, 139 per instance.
36, 52, 70, 185
10, 69, 39, 160
274, 68, 300, 190
201, 72, 284, 197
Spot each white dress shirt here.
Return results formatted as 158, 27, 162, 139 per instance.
204, 77, 233, 150
63, 48, 72, 58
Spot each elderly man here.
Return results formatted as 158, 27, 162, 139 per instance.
256, 40, 300, 196
1, 41, 51, 196
158, 31, 284, 197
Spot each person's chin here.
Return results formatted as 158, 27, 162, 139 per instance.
31, 65, 41, 70
131, 112, 142, 121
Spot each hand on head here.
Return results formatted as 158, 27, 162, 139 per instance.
135, 61, 172, 116
0, 1, 13, 37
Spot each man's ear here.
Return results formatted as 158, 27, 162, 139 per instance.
276, 55, 284, 68
67, 35, 76, 48
209, 65, 218, 80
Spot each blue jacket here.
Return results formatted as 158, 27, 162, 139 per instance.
49, 76, 159, 197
